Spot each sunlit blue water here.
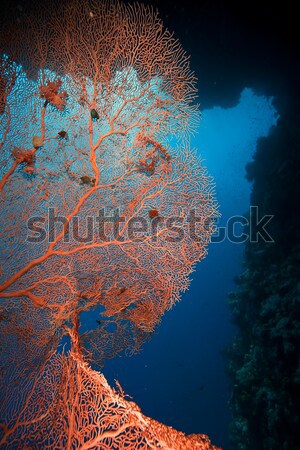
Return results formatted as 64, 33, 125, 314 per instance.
102, 88, 278, 450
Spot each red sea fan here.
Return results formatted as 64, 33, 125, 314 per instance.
0, 1, 220, 448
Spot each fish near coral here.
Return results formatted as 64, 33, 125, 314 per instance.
57, 130, 68, 140
90, 109, 99, 120
80, 176, 96, 186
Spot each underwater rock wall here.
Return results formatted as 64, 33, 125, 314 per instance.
227, 99, 300, 450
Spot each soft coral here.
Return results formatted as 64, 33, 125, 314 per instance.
40, 79, 68, 111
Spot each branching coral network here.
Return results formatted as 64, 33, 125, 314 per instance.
0, 0, 220, 448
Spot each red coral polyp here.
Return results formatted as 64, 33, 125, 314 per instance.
12, 147, 34, 164
40, 79, 68, 111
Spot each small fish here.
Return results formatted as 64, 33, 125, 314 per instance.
80, 176, 96, 186
91, 109, 99, 120
57, 130, 68, 140
96, 319, 102, 325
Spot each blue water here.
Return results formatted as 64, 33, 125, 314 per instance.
100, 88, 278, 449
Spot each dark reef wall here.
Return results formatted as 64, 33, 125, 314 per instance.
226, 99, 300, 450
